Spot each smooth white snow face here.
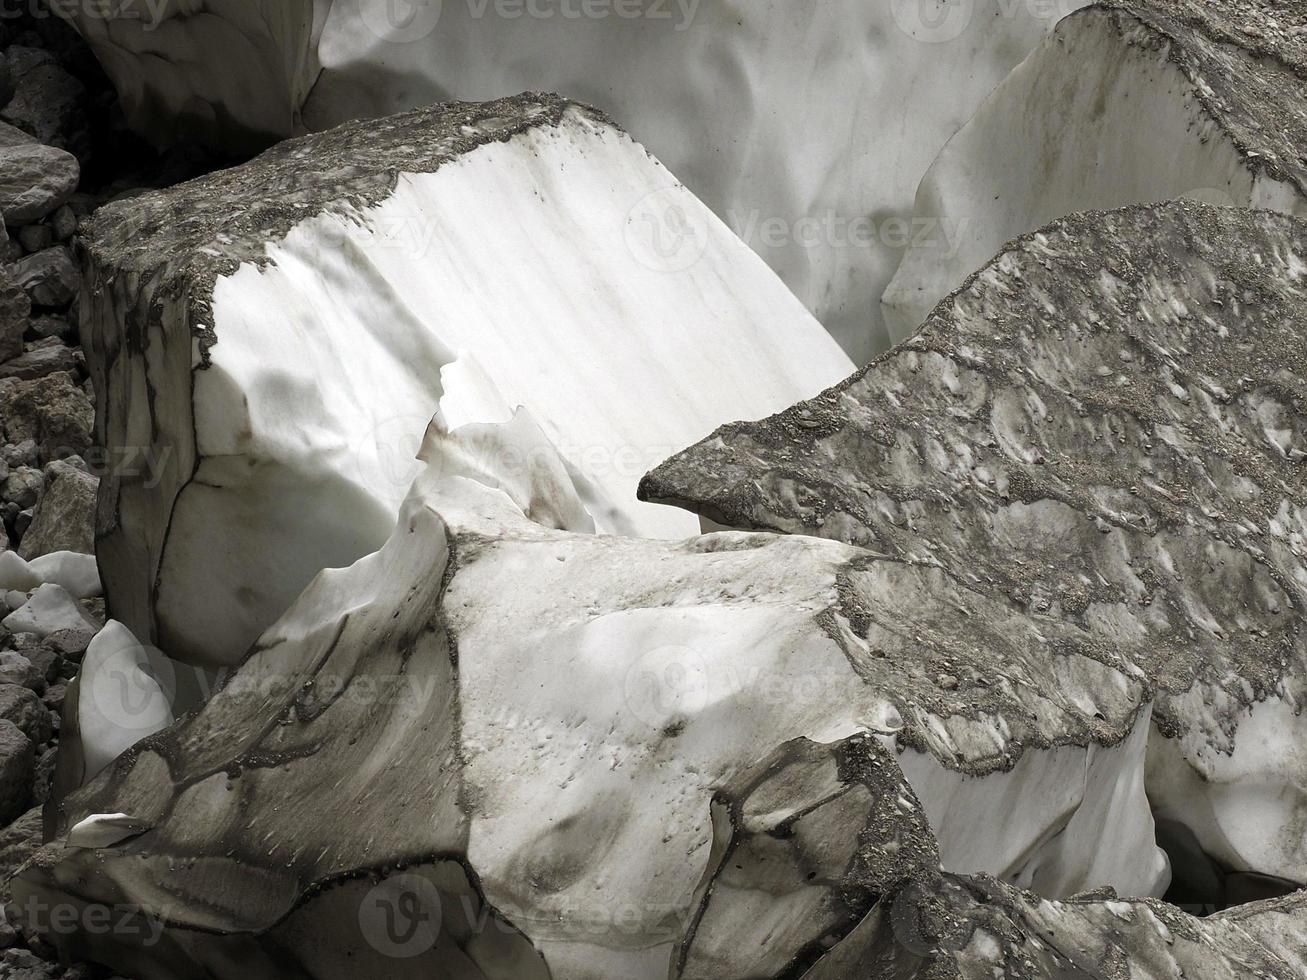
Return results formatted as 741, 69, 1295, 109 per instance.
1, 583, 97, 638
1148, 694, 1307, 884
896, 705, 1168, 900
882, 6, 1307, 339
0, 550, 100, 599
303, 0, 1090, 361
60, 0, 1088, 361
74, 621, 175, 781
68, 812, 150, 850
163, 106, 850, 666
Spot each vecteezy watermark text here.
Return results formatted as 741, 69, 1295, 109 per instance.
361, 0, 700, 42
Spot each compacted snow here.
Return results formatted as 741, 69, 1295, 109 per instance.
82, 94, 851, 668
51, 0, 1092, 360
883, 3, 1307, 338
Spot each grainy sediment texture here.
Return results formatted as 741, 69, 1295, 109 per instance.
645, 201, 1307, 877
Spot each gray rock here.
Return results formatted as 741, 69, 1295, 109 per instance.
0, 684, 50, 744
49, 205, 76, 242
0, 946, 57, 980
0, 653, 43, 693
0, 121, 35, 149
40, 682, 64, 713
0, 440, 36, 469
44, 628, 92, 659
0, 467, 41, 510
0, 339, 79, 382
0, 374, 93, 464
0, 719, 32, 825
0, 47, 86, 152
28, 315, 71, 341
0, 51, 12, 112
0, 144, 79, 225
9, 248, 79, 307
0, 805, 41, 901
19, 459, 97, 559
15, 223, 51, 254
22, 647, 61, 688
12, 507, 31, 540
0, 264, 29, 363
31, 746, 54, 804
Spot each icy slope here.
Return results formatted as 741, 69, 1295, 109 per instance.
644, 202, 1307, 888
883, 1, 1307, 339
54, 0, 1091, 361
81, 93, 851, 668
49, 0, 325, 152
17, 415, 1164, 979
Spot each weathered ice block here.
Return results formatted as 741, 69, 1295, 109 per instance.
81, 93, 852, 667
883, 1, 1307, 339
56, 0, 1092, 360
18, 415, 1164, 978
644, 202, 1307, 885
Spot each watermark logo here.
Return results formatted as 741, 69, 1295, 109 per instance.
890, 0, 975, 43
359, 0, 444, 42
356, 413, 434, 494
624, 187, 709, 273
87, 633, 177, 735
890, 0, 1084, 43
623, 644, 710, 729
10, 895, 165, 947
359, 874, 444, 958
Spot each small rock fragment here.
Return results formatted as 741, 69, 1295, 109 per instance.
0, 144, 78, 224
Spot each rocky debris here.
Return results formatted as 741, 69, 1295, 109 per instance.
0, 265, 30, 362
14, 415, 1169, 978
0, 45, 86, 152
0, 373, 93, 465
0, 719, 32, 825
0, 685, 50, 745
0, 340, 80, 383
81, 92, 853, 668
0, 806, 40, 899
883, 0, 1307, 339
813, 872, 1307, 978
44, 628, 92, 660
28, 316, 72, 343
0, 120, 35, 149
2, 466, 42, 511
19, 461, 96, 559
10, 249, 79, 309
51, 0, 1099, 362
0, 143, 78, 225
643, 202, 1307, 890
0, 652, 45, 694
